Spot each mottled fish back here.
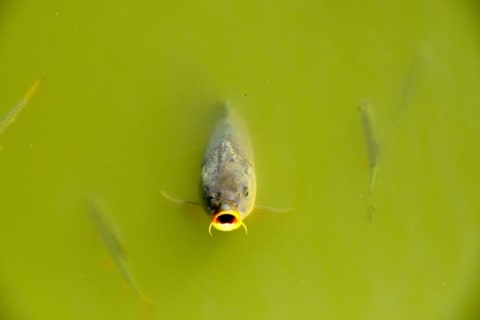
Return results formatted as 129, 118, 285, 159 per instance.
203, 106, 253, 164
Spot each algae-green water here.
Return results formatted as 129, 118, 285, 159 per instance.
1, 1, 479, 319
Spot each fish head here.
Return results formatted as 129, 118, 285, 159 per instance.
202, 187, 253, 235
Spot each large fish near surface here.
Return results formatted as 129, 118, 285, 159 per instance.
200, 105, 256, 234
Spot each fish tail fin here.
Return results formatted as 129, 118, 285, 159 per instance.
222, 100, 231, 118
368, 164, 378, 195
138, 292, 158, 320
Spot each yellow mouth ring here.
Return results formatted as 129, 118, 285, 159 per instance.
209, 210, 248, 235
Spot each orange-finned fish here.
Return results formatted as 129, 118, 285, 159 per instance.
0, 79, 41, 136
85, 194, 155, 309
200, 105, 256, 235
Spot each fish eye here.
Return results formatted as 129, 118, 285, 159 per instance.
243, 186, 249, 197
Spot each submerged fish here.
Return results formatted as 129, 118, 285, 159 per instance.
358, 103, 379, 195
85, 194, 154, 306
200, 105, 256, 234
0, 79, 41, 136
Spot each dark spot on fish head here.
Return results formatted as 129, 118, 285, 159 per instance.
201, 186, 220, 211
243, 186, 249, 197
236, 186, 249, 200
210, 198, 223, 212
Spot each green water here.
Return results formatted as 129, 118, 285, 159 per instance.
1, 1, 479, 319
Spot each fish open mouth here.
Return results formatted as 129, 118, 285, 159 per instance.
209, 210, 248, 235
